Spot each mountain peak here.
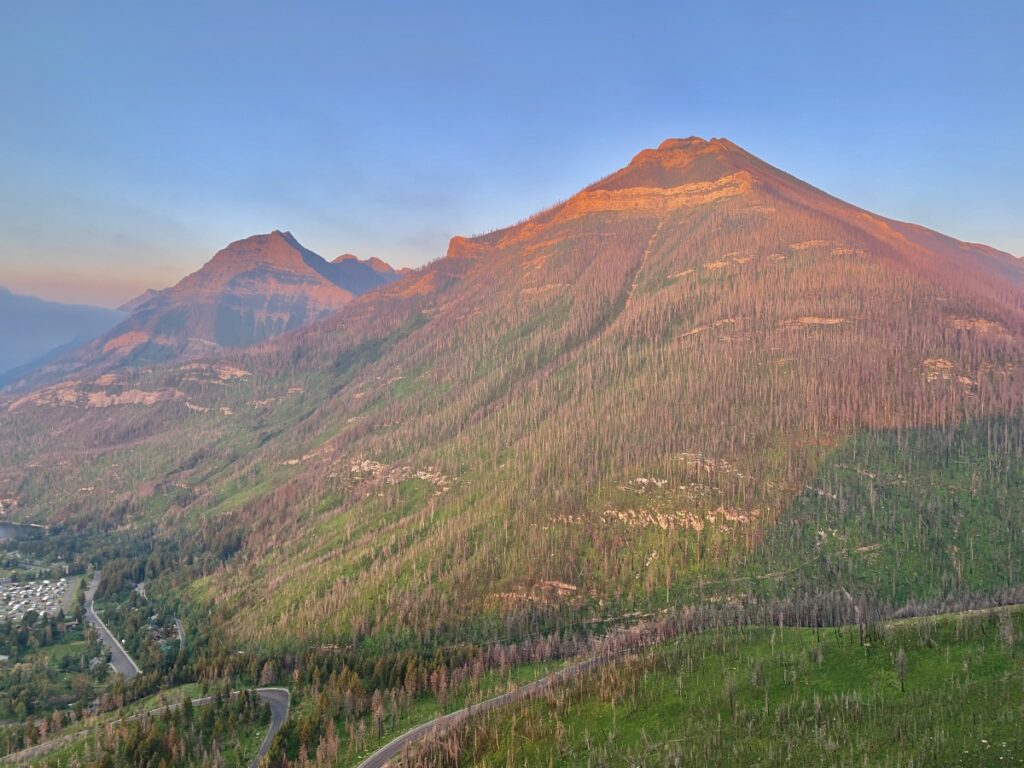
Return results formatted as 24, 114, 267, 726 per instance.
267, 229, 302, 248
654, 136, 741, 152
591, 136, 749, 193
26, 232, 406, 379
333, 254, 402, 275
211, 230, 307, 263
327, 253, 405, 294
655, 136, 712, 151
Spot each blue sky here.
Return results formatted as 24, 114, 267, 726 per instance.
0, 0, 1021, 306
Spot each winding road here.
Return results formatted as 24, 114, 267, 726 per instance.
3, 578, 291, 765
0, 687, 290, 765
250, 688, 290, 767
84, 573, 141, 680
357, 656, 604, 768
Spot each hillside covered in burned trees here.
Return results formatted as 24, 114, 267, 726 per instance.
1, 138, 1022, 661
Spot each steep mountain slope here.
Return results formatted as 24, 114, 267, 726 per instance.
15, 231, 402, 382
1, 138, 1022, 653
0, 288, 123, 382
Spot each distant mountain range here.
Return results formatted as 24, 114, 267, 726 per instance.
1, 137, 1022, 656
0, 288, 123, 384
9, 231, 404, 386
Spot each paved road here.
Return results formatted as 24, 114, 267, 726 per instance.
357, 656, 604, 768
1, 687, 290, 765
1, 727, 81, 763
84, 573, 142, 680
250, 688, 291, 768
166, 688, 289, 767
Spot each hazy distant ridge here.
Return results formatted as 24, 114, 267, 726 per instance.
0, 287, 123, 381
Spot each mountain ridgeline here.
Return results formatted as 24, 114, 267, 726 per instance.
0, 137, 1022, 653
13, 231, 403, 384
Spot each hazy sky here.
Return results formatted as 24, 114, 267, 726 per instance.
1, 1, 1021, 307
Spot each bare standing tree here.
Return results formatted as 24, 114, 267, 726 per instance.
895, 647, 908, 693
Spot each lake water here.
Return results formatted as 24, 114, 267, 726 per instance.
0, 522, 45, 541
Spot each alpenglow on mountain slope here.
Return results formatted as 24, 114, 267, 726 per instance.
12, 230, 403, 385
1, 138, 1023, 653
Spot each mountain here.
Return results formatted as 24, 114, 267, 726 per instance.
0, 287, 123, 383
1, 138, 1022, 655
330, 253, 411, 294
17, 230, 402, 381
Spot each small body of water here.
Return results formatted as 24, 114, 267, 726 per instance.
0, 522, 46, 542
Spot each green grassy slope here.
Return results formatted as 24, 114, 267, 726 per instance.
415, 607, 1024, 767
